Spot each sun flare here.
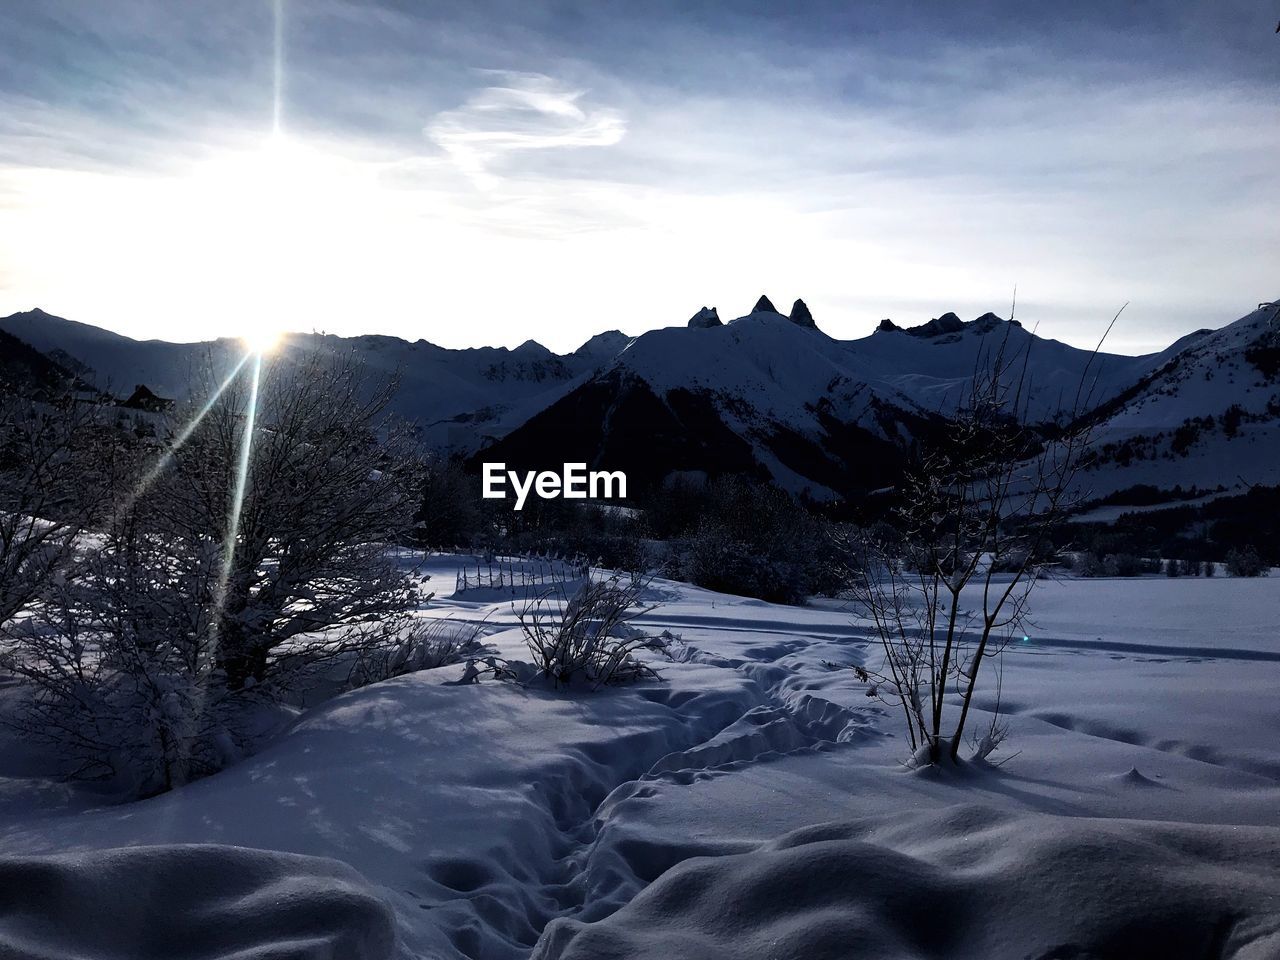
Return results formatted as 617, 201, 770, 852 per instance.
242, 326, 285, 354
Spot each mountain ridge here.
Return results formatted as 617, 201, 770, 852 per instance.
3, 298, 1274, 501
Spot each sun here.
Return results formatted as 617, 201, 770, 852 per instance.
242, 327, 285, 354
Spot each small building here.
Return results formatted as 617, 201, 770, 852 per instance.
120, 384, 174, 412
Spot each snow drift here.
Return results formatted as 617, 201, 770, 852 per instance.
0, 843, 396, 959
535, 804, 1280, 960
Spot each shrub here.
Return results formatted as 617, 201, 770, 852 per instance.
678, 476, 833, 604
1, 517, 243, 794
518, 574, 667, 688
347, 617, 487, 688
845, 322, 1099, 765
0, 352, 431, 796
1102, 553, 1147, 577
158, 351, 426, 691
1076, 551, 1106, 577
1225, 545, 1268, 577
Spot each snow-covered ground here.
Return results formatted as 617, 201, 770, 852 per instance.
1, 554, 1277, 958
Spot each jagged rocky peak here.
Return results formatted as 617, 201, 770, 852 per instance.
877, 318, 901, 333
906, 311, 965, 338
752, 295, 781, 315
512, 338, 551, 356
972, 311, 1020, 331
903, 310, 1020, 339
688, 306, 722, 329
936, 311, 963, 326
789, 299, 816, 329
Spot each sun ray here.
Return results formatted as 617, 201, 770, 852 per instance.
225, 351, 263, 578
207, 351, 263, 679
114, 351, 252, 520
204, 0, 281, 685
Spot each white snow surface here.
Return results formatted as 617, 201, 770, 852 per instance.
1076, 300, 1280, 497
610, 313, 913, 433
1, 554, 1278, 959
1100, 303, 1279, 432
0, 844, 396, 959
849, 316, 1159, 421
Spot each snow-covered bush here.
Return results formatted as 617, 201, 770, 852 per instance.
1225, 545, 1267, 577
0, 390, 110, 628
347, 617, 487, 688
518, 574, 667, 688
1075, 550, 1105, 577
0, 352, 431, 795
0, 515, 246, 793
157, 351, 427, 690
677, 477, 835, 604
681, 524, 808, 604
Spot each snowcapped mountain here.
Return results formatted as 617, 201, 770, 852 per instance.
3, 298, 1273, 502
1074, 300, 1280, 501
853, 311, 1159, 422
473, 304, 942, 498
473, 298, 1182, 499
0, 308, 617, 450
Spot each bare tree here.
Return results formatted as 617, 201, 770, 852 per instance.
1, 505, 232, 793
1, 349, 432, 795
0, 391, 112, 627
847, 317, 1113, 765
153, 350, 428, 690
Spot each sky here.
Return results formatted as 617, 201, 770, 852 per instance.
0, 1, 1276, 355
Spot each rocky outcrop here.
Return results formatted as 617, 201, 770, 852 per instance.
752, 295, 781, 315
688, 306, 722, 329
972, 311, 1016, 333
906, 311, 965, 338
904, 311, 1019, 338
877, 318, 901, 333
789, 299, 816, 329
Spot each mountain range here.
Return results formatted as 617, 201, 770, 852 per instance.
3, 296, 1278, 507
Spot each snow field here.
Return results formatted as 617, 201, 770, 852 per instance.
0, 554, 1276, 958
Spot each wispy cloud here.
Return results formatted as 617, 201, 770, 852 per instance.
426, 72, 625, 188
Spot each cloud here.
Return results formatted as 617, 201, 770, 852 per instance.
426, 72, 625, 187
0, 2, 1276, 353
